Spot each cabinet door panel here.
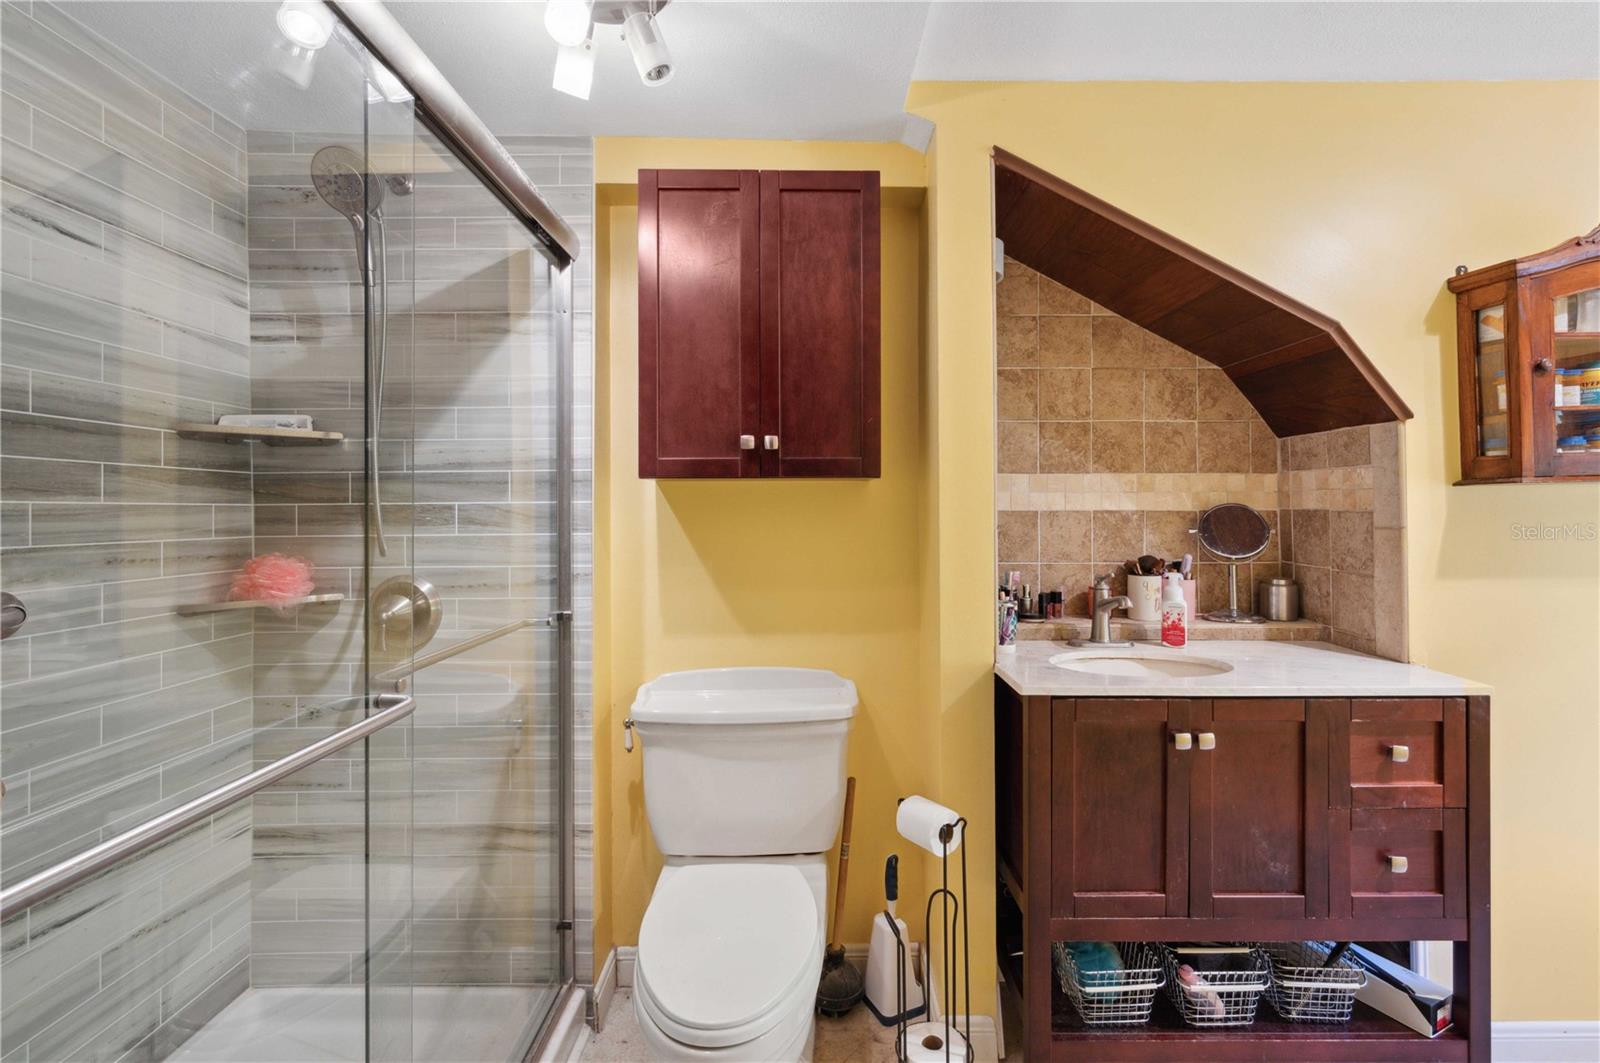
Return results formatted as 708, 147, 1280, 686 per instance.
759, 171, 880, 477
638, 169, 760, 478
1190, 699, 1325, 919
1052, 699, 1188, 918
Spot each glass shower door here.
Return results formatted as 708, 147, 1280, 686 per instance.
0, 5, 419, 1060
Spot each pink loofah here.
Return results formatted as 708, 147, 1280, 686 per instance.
228, 553, 315, 611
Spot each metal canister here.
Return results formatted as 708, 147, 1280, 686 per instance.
1257, 577, 1300, 622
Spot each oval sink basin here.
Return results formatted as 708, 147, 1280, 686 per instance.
1048, 651, 1234, 679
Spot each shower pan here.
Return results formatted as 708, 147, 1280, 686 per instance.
0, 2, 584, 1061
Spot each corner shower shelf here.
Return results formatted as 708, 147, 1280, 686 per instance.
176, 594, 346, 616
174, 422, 345, 446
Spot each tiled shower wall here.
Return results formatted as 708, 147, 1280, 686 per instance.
994, 258, 1283, 615
1, 2, 256, 1058
241, 130, 596, 989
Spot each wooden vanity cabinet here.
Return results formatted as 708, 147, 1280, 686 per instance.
637, 168, 880, 479
996, 684, 1490, 1061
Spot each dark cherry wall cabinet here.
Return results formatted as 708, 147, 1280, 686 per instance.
997, 684, 1490, 1062
638, 169, 881, 479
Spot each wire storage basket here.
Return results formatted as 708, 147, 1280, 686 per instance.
1261, 942, 1369, 1023
1160, 945, 1272, 1028
1052, 942, 1166, 1026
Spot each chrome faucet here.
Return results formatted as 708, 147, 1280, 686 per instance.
1069, 574, 1135, 648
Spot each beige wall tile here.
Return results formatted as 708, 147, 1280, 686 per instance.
996, 257, 1038, 316
1291, 508, 1330, 566
998, 562, 1039, 594
1144, 368, 1198, 420
1195, 562, 1231, 613
1039, 367, 1091, 419
1090, 317, 1144, 366
998, 421, 1038, 473
1144, 333, 1198, 369
1040, 421, 1092, 473
1144, 421, 1198, 473
997, 316, 1039, 367
1198, 420, 1251, 473
1371, 422, 1405, 530
1332, 570, 1376, 640
1039, 316, 1092, 366
1093, 509, 1144, 563
1250, 419, 1279, 474
1329, 510, 1374, 575
1144, 509, 1197, 559
1041, 562, 1095, 615
997, 510, 1039, 562
1196, 368, 1254, 420
1373, 526, 1407, 661
1326, 425, 1372, 467
1284, 432, 1330, 470
1091, 421, 1143, 473
1092, 367, 1143, 420
1329, 629, 1377, 656
1258, 510, 1282, 562
997, 368, 1039, 420
1041, 510, 1093, 561
1040, 277, 1091, 315
1296, 563, 1332, 624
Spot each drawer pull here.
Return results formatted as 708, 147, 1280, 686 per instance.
1197, 732, 1216, 751
1173, 732, 1193, 751
1387, 743, 1410, 763
1386, 853, 1409, 874
739, 434, 756, 450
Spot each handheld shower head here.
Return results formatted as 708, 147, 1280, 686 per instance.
310, 144, 384, 224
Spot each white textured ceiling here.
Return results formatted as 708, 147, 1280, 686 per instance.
58, 1, 1600, 141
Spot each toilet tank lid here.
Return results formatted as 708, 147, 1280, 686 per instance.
631, 667, 858, 724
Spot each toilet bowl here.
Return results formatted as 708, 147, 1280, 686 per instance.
628, 668, 857, 1063
633, 857, 826, 1061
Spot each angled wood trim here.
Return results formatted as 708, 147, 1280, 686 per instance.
991, 147, 1414, 436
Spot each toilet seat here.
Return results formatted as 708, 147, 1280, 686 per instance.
636, 861, 822, 1050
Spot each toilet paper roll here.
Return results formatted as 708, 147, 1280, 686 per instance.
898, 1022, 970, 1063
897, 796, 963, 855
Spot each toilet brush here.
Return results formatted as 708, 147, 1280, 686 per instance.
816, 777, 864, 1016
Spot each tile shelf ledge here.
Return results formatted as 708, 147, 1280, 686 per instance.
1018, 616, 1330, 642
173, 422, 345, 446
175, 594, 346, 616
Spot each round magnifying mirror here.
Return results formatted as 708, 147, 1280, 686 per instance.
1194, 503, 1272, 623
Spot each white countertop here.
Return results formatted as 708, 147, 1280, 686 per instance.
995, 639, 1492, 699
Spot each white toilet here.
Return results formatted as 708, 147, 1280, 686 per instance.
629, 667, 858, 1062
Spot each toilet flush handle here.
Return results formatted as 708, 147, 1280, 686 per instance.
623, 717, 635, 753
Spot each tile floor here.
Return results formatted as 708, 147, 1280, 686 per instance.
580, 990, 904, 1062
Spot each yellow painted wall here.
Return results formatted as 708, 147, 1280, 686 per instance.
591, 139, 932, 963
905, 79, 1600, 1022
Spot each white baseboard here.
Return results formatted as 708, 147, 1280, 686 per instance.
615, 944, 636, 988
590, 947, 619, 1030
1492, 1021, 1600, 1061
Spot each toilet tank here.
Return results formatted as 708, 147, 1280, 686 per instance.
631, 668, 857, 857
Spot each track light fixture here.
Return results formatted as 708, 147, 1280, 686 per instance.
548, 0, 673, 98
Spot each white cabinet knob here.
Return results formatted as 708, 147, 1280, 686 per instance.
764, 435, 779, 450
1387, 853, 1408, 874
739, 434, 755, 450
1388, 744, 1410, 763
1173, 732, 1193, 751
1197, 732, 1216, 751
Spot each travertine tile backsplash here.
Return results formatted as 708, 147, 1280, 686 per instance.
994, 257, 1406, 657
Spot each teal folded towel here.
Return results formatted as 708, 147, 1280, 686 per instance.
1065, 941, 1123, 975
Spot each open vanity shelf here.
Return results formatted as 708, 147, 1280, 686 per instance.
995, 678, 1490, 1062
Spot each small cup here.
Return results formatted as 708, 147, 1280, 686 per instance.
1127, 574, 1162, 622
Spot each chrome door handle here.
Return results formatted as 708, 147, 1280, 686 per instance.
0, 592, 25, 640
763, 435, 779, 450
739, 434, 755, 450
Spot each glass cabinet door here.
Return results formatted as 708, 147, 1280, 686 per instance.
1473, 303, 1510, 458
1455, 280, 1519, 480
1532, 262, 1600, 476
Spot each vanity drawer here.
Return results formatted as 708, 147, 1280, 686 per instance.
1342, 807, 1466, 919
1347, 699, 1466, 809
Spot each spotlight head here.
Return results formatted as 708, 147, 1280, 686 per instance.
276, 0, 334, 51
622, 7, 672, 86
544, 0, 593, 47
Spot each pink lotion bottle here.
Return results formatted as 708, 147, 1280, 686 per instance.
1160, 571, 1188, 648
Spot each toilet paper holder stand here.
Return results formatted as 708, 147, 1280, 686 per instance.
889, 800, 972, 1063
